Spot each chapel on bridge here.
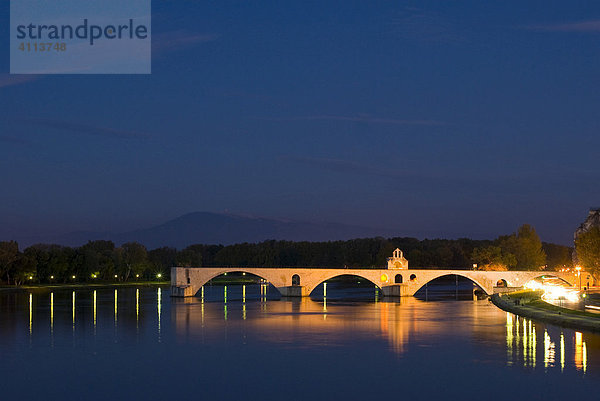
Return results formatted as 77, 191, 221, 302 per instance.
387, 248, 408, 269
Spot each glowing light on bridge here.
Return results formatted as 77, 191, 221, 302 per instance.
524, 279, 579, 302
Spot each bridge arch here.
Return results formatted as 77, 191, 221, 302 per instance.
530, 274, 573, 287
413, 273, 490, 295
197, 269, 283, 295
308, 273, 384, 297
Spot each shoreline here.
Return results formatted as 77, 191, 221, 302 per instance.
491, 292, 600, 333
0, 281, 170, 292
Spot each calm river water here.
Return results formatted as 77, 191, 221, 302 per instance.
0, 283, 598, 400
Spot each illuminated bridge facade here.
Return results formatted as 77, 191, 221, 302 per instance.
170, 266, 578, 298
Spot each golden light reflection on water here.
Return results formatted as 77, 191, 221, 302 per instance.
242, 285, 246, 320
583, 342, 588, 374
93, 290, 97, 330
72, 291, 75, 331
561, 333, 565, 371
136, 289, 139, 329
544, 329, 555, 368
28, 293, 32, 337
157, 288, 162, 342
171, 294, 595, 375
506, 313, 513, 364
114, 289, 118, 327
575, 331, 588, 373
224, 286, 228, 321
50, 293, 54, 332
504, 314, 589, 373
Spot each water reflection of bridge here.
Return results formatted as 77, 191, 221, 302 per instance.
172, 289, 592, 372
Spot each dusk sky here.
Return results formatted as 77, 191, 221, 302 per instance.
1, 1, 599, 245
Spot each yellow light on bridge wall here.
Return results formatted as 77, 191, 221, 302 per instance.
380, 274, 388, 283
156, 273, 162, 279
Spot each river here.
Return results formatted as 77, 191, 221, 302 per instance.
0, 282, 597, 400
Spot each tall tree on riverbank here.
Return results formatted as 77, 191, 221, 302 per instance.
499, 224, 546, 270
119, 242, 148, 281
575, 226, 600, 280
0, 241, 19, 284
543, 242, 573, 270
471, 245, 515, 270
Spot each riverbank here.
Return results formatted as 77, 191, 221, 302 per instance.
0, 281, 170, 292
491, 291, 600, 333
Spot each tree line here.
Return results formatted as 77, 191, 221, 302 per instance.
0, 224, 577, 286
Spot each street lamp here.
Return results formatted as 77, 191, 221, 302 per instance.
576, 266, 582, 291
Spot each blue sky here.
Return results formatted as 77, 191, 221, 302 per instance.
1, 1, 599, 245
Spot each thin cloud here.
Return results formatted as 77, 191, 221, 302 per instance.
0, 74, 41, 89
524, 19, 600, 33
20, 118, 151, 140
152, 31, 220, 55
281, 155, 590, 196
266, 115, 448, 127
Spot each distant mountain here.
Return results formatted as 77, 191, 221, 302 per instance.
36, 212, 396, 249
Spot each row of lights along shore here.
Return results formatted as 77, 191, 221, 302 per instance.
28, 273, 164, 280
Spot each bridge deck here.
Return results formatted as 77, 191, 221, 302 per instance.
171, 267, 579, 298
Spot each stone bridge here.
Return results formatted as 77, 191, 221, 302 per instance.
171, 266, 578, 298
